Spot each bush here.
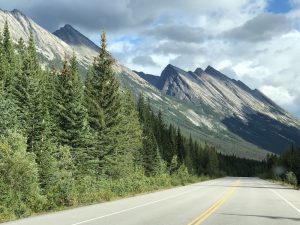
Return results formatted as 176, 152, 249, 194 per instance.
40, 145, 76, 209
285, 171, 298, 188
0, 131, 42, 222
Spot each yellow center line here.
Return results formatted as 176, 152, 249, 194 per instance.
188, 179, 240, 225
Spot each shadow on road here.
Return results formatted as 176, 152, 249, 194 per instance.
219, 213, 300, 221
191, 184, 293, 190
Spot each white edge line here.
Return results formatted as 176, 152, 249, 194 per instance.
70, 184, 212, 225
270, 189, 300, 214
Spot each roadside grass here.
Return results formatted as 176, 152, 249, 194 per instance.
0, 171, 211, 223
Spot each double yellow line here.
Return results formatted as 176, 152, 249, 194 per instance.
188, 179, 240, 225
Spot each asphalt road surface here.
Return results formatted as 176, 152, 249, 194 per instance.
3, 177, 300, 225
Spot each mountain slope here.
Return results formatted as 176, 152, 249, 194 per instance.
53, 24, 100, 60
0, 9, 94, 68
53, 24, 99, 52
138, 64, 300, 153
133, 71, 160, 87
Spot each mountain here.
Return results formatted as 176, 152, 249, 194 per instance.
137, 64, 300, 153
133, 71, 160, 87
53, 24, 99, 52
2, 9, 297, 159
53, 24, 100, 60
0, 9, 93, 68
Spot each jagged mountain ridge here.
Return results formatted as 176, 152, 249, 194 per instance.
137, 64, 300, 153
155, 64, 287, 120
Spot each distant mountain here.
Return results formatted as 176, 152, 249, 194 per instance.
3, 9, 298, 159
133, 71, 160, 87
0, 9, 93, 68
53, 24, 99, 52
53, 24, 101, 61
137, 64, 300, 153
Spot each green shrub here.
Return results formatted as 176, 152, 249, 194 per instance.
0, 131, 42, 221
285, 171, 298, 188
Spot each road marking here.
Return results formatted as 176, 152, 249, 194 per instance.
188, 179, 240, 225
260, 179, 300, 215
70, 180, 222, 225
271, 189, 300, 214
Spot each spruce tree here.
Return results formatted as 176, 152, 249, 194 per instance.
54, 54, 97, 176
0, 91, 20, 135
1, 20, 16, 93
13, 30, 52, 154
176, 127, 185, 163
137, 94, 164, 176
85, 31, 127, 177
115, 90, 143, 174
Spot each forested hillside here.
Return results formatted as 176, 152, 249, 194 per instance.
0, 22, 267, 222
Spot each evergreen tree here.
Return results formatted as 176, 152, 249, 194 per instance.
1, 20, 16, 93
0, 92, 20, 135
176, 128, 185, 163
137, 94, 164, 176
206, 147, 219, 175
54, 54, 97, 176
2, 20, 14, 64
16, 38, 25, 57
13, 31, 52, 155
85, 31, 129, 178
115, 90, 143, 174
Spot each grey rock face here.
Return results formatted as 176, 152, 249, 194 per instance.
53, 24, 100, 52
141, 64, 300, 153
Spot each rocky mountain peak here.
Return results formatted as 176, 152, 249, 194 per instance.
205, 65, 230, 81
53, 24, 99, 52
194, 67, 204, 76
11, 9, 23, 15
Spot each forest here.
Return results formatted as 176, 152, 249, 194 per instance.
0, 21, 296, 222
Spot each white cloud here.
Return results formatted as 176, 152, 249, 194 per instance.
261, 85, 296, 106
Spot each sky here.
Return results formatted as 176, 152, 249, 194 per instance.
1, 0, 300, 117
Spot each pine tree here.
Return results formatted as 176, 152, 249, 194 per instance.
116, 90, 143, 174
0, 91, 20, 135
2, 20, 14, 64
16, 38, 25, 57
53, 54, 97, 176
1, 20, 16, 93
137, 94, 164, 176
13, 30, 52, 154
176, 127, 185, 163
85, 31, 128, 177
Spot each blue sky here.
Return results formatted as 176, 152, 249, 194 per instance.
267, 0, 293, 13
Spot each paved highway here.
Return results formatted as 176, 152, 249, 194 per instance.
3, 177, 300, 225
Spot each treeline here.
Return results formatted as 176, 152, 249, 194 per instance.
263, 146, 300, 188
136, 98, 265, 178
0, 21, 266, 222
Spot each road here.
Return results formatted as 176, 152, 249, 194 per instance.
3, 177, 300, 225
